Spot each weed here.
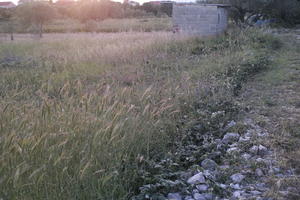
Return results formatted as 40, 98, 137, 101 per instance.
0, 29, 281, 199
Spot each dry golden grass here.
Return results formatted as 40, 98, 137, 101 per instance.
0, 32, 193, 199
0, 29, 279, 199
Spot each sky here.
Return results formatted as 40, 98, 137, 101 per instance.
1, 0, 195, 7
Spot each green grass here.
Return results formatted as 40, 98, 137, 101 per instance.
0, 29, 280, 199
234, 30, 300, 199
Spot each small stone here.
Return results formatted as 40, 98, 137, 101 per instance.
250, 190, 262, 195
226, 147, 240, 154
215, 139, 222, 143
258, 131, 269, 137
217, 143, 225, 151
258, 145, 268, 156
244, 118, 254, 126
241, 168, 252, 174
287, 187, 298, 193
219, 184, 227, 189
256, 158, 269, 164
232, 191, 243, 198
193, 124, 204, 131
203, 170, 216, 181
275, 173, 284, 178
229, 143, 238, 148
286, 169, 294, 175
255, 168, 264, 177
230, 173, 245, 183
249, 145, 259, 155
184, 196, 193, 200
245, 185, 255, 190
201, 159, 218, 170
193, 193, 206, 200
225, 120, 236, 129
219, 165, 230, 170
207, 151, 221, 160
203, 193, 213, 200
187, 172, 206, 185
241, 192, 252, 198
222, 133, 240, 144
279, 191, 289, 196
196, 184, 208, 192
241, 153, 252, 160
239, 136, 251, 142
230, 183, 241, 189
192, 189, 199, 194
245, 129, 254, 137
255, 183, 267, 191
168, 193, 182, 200
254, 126, 262, 134
268, 168, 275, 175
273, 167, 281, 173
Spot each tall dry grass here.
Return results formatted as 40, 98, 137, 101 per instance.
0, 32, 194, 199
0, 29, 279, 199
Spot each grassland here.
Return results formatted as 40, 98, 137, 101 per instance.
0, 17, 172, 34
0, 29, 280, 199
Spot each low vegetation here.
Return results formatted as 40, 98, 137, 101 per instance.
0, 28, 282, 199
236, 31, 300, 199
42, 18, 171, 33
0, 17, 171, 36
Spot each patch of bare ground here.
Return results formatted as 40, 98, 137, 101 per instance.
237, 29, 300, 200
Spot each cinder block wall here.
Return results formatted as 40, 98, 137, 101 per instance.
217, 7, 228, 34
173, 4, 228, 36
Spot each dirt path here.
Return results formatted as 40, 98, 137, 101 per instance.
236, 29, 300, 200
133, 29, 300, 200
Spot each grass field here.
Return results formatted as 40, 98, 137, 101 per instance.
0, 29, 280, 199
0, 17, 172, 34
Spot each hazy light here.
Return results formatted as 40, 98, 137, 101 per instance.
1, 0, 196, 7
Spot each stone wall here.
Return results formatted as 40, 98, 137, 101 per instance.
172, 4, 228, 36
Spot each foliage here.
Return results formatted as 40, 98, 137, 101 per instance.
16, 2, 56, 37
72, 0, 122, 22
54, 1, 171, 22
141, 2, 172, 17
228, 0, 300, 26
0, 8, 16, 40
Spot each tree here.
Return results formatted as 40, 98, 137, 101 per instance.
270, 0, 300, 25
74, 0, 121, 22
228, 0, 271, 26
160, 3, 172, 17
228, 0, 300, 26
0, 8, 16, 40
141, 3, 160, 16
16, 2, 56, 37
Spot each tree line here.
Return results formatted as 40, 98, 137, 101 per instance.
0, 0, 172, 39
228, 0, 300, 26
1, 0, 300, 39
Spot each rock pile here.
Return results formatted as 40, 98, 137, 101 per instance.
164, 119, 296, 200
134, 118, 297, 200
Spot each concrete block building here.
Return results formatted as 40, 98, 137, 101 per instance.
172, 4, 230, 36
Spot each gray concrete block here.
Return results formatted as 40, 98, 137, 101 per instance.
173, 4, 229, 36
